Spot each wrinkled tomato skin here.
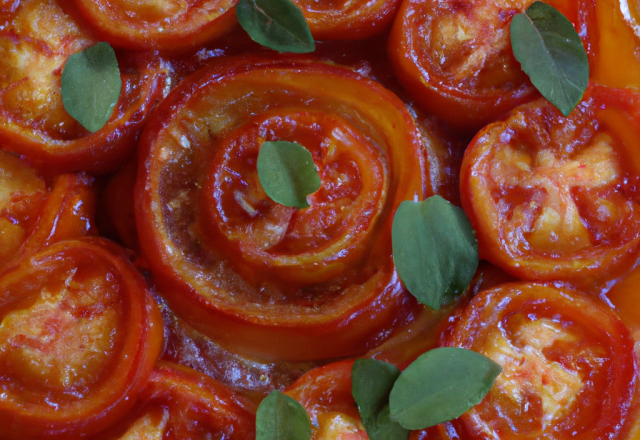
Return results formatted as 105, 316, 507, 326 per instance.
460, 85, 640, 283
73, 0, 238, 52
387, 0, 578, 130
135, 55, 427, 362
0, 239, 163, 439
93, 362, 256, 440
285, 359, 368, 440
444, 282, 637, 440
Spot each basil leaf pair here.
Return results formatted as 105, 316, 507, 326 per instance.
353, 349, 502, 433
61, 42, 121, 133
511, 1, 589, 116
236, 0, 314, 53
256, 391, 311, 440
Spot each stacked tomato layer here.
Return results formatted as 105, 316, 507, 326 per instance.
0, 0, 639, 438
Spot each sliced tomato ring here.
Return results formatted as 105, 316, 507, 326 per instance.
0, 239, 163, 439
0, 0, 167, 174
291, 0, 402, 40
94, 362, 256, 440
285, 359, 368, 440
73, 0, 238, 51
460, 85, 640, 282
444, 282, 637, 440
136, 55, 427, 362
387, 0, 578, 130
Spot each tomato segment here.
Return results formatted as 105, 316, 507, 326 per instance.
387, 0, 578, 130
136, 55, 427, 362
93, 362, 256, 440
0, 239, 163, 439
460, 86, 640, 282
444, 282, 637, 440
0, 0, 167, 174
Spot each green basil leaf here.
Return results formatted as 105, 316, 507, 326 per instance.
511, 1, 589, 116
256, 390, 312, 440
236, 0, 315, 53
352, 359, 409, 440
257, 141, 321, 209
61, 42, 122, 133
391, 196, 478, 310
389, 347, 502, 430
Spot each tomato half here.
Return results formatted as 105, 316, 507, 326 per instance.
136, 55, 427, 362
460, 85, 640, 282
0, 0, 167, 174
387, 0, 578, 130
443, 282, 637, 440
93, 362, 256, 440
285, 359, 368, 440
0, 239, 163, 439
73, 0, 238, 51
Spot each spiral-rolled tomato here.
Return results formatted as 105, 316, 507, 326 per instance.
73, 0, 238, 51
0, 0, 167, 174
93, 362, 256, 440
136, 55, 427, 362
285, 359, 367, 440
387, 0, 578, 130
460, 85, 640, 282
0, 239, 163, 439
291, 0, 402, 40
444, 282, 637, 440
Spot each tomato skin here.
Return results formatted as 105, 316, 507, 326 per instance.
74, 0, 238, 51
0, 239, 163, 439
460, 85, 640, 283
0, 0, 168, 174
94, 362, 256, 440
443, 282, 637, 440
387, 0, 578, 130
135, 55, 427, 362
102, 159, 139, 252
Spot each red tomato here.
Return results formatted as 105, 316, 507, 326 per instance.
460, 85, 640, 283
443, 282, 637, 440
0, 239, 163, 439
0, 0, 167, 174
135, 55, 427, 362
93, 362, 256, 440
387, 0, 578, 130
73, 0, 238, 51
102, 159, 139, 252
285, 359, 368, 440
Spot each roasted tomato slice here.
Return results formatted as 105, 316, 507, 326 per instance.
387, 0, 578, 130
0, 0, 167, 174
93, 362, 256, 440
136, 55, 427, 362
285, 359, 368, 440
443, 282, 637, 440
460, 85, 640, 282
0, 239, 163, 439
73, 0, 238, 51
291, 0, 401, 40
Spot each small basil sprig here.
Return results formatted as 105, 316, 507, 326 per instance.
389, 348, 502, 429
511, 1, 589, 116
236, 0, 315, 53
352, 359, 409, 440
391, 196, 478, 310
257, 141, 321, 209
61, 42, 122, 133
256, 391, 311, 440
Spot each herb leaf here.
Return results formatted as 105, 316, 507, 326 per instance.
257, 141, 321, 209
389, 347, 502, 430
391, 196, 478, 310
256, 390, 312, 440
61, 42, 122, 133
236, 0, 315, 53
511, 1, 589, 116
352, 359, 409, 440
